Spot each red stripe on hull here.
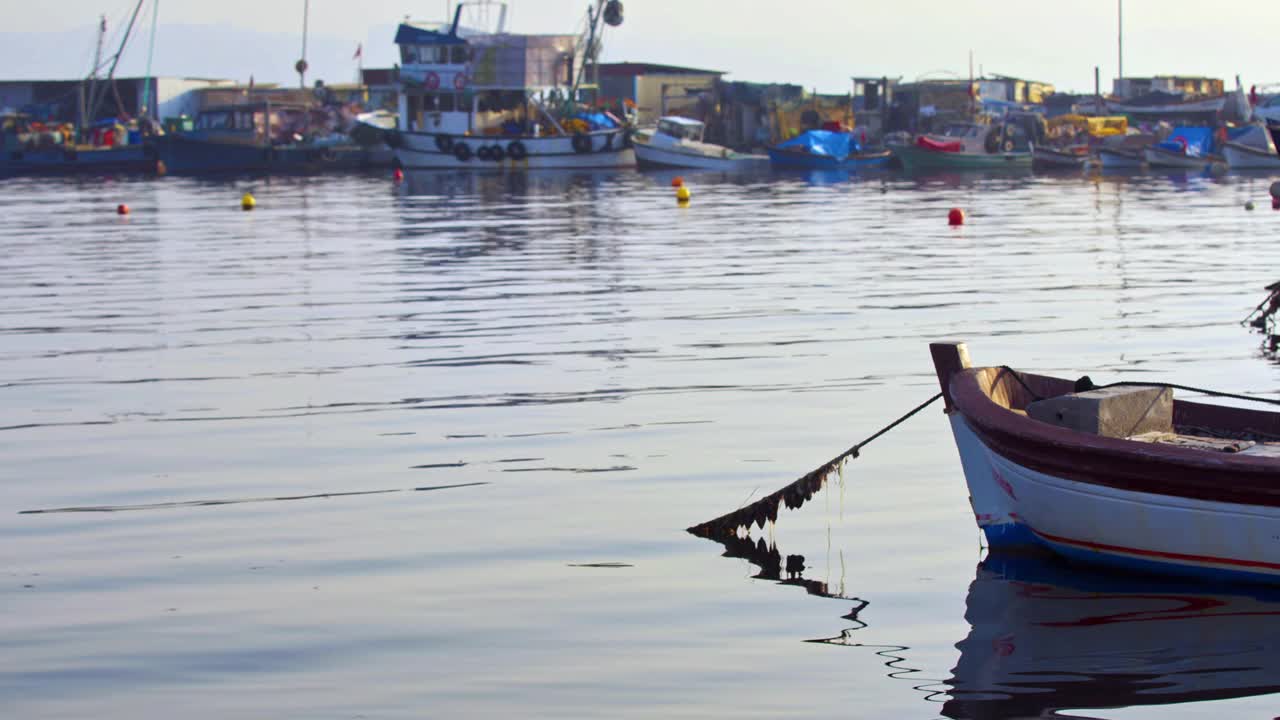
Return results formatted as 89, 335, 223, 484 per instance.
1033, 529, 1280, 572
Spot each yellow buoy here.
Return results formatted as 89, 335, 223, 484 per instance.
675, 186, 691, 202
241, 192, 256, 211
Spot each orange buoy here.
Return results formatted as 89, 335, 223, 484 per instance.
671, 176, 684, 188
393, 168, 404, 183
116, 204, 130, 215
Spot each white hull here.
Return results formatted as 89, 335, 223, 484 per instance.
1223, 141, 1280, 170
949, 413, 1280, 579
392, 129, 635, 170
633, 142, 767, 171
1097, 147, 1144, 169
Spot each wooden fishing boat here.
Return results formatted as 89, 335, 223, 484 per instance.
1222, 123, 1280, 169
930, 341, 1280, 584
767, 128, 892, 170
1143, 126, 1223, 170
1097, 146, 1144, 169
893, 123, 1032, 172
633, 116, 767, 170
1032, 146, 1089, 170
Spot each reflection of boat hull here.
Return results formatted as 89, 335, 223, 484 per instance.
390, 128, 635, 170
158, 135, 373, 173
1144, 145, 1221, 170
945, 551, 1280, 720
1098, 146, 1145, 169
634, 141, 767, 170
1223, 141, 1280, 170
893, 144, 1031, 172
931, 341, 1280, 584
0, 144, 155, 174
766, 148, 892, 170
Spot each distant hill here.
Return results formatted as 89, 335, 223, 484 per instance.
0, 22, 402, 85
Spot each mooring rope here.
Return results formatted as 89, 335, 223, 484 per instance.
687, 391, 943, 539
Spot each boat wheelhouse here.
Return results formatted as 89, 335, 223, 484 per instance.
633, 116, 768, 170
388, 1, 635, 170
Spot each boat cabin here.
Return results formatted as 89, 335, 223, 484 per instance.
656, 116, 705, 142
186, 103, 337, 147
395, 18, 588, 138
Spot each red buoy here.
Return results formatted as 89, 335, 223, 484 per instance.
1273, 197, 1280, 211
117, 204, 130, 215
948, 208, 966, 226
393, 168, 404, 183
671, 176, 684, 188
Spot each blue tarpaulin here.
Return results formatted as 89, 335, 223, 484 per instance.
1155, 126, 1213, 157
775, 130, 859, 160
575, 112, 618, 130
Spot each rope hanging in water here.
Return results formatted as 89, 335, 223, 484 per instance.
687, 392, 944, 539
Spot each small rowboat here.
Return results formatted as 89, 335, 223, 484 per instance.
931, 341, 1280, 584
1032, 146, 1090, 170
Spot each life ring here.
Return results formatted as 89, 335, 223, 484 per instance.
1173, 136, 1188, 152
1002, 139, 1015, 153
507, 140, 528, 160
435, 134, 454, 153
385, 130, 404, 149
476, 145, 492, 161
454, 73, 467, 90
453, 143, 472, 162
571, 133, 593, 154
489, 144, 506, 161
425, 72, 440, 90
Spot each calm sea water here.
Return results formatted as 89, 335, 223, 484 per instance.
5, 166, 1280, 719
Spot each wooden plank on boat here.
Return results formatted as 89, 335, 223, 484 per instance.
1026, 386, 1173, 439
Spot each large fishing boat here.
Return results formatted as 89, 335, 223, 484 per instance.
387, 0, 635, 170
892, 123, 1032, 172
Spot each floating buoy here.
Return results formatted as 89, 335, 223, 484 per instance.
948, 207, 966, 226
241, 192, 256, 211
1273, 197, 1280, 211
1270, 181, 1280, 200
393, 168, 404, 183
1246, 200, 1256, 211
676, 185, 691, 203
155, 160, 167, 176
116, 203, 130, 215
671, 176, 684, 188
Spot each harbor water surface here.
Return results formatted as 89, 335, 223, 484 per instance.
5, 168, 1280, 718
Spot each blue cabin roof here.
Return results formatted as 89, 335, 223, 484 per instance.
394, 24, 468, 46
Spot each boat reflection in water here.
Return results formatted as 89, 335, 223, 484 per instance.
942, 551, 1280, 719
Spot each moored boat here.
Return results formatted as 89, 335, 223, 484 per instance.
1097, 146, 1144, 169
930, 341, 1280, 584
766, 129, 891, 170
633, 116, 767, 170
1031, 146, 1089, 169
893, 123, 1032, 172
157, 102, 372, 174
388, 1, 635, 171
1143, 126, 1222, 170
1222, 123, 1280, 170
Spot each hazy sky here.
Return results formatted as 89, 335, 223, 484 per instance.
5, 1, 1279, 94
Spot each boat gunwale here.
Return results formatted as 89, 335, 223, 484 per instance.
948, 366, 1280, 504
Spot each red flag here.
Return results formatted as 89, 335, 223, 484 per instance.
353, 43, 363, 60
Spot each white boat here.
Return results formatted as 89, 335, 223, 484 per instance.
632, 116, 767, 170
389, 1, 635, 171
1222, 124, 1280, 169
931, 341, 1280, 585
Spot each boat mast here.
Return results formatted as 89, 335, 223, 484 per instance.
297, 0, 310, 89
1117, 0, 1124, 91
87, 0, 146, 124
81, 15, 106, 139
140, 0, 159, 118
